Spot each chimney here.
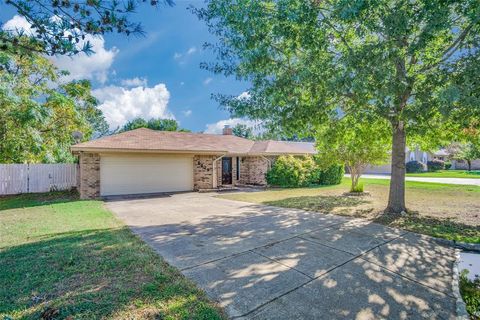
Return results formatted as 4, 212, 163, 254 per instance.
222, 125, 233, 135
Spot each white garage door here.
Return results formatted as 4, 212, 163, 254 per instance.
100, 154, 194, 196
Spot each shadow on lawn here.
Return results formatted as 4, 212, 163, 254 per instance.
374, 212, 480, 244
0, 227, 222, 319
263, 195, 371, 216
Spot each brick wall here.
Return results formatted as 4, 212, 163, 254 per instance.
194, 155, 215, 190
239, 156, 276, 185
79, 152, 100, 199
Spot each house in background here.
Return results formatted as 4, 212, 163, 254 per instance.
364, 147, 454, 174
71, 126, 315, 199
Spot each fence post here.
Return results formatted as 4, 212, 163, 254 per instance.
27, 163, 30, 193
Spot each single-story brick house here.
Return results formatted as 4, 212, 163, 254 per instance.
71, 126, 315, 199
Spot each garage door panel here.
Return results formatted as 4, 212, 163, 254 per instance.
100, 155, 193, 196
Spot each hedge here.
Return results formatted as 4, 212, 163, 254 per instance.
266, 155, 343, 187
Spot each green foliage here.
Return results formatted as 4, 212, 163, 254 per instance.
266, 155, 314, 187
266, 155, 342, 187
350, 183, 364, 193
120, 118, 189, 133
0, 49, 103, 163
459, 142, 480, 171
232, 123, 253, 138
459, 270, 480, 319
406, 161, 426, 173
1, 1, 174, 56
315, 163, 344, 186
427, 159, 445, 172
315, 115, 390, 191
444, 161, 452, 170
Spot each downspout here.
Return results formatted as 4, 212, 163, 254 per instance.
212, 153, 227, 188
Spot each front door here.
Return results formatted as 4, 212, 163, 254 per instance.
222, 157, 232, 185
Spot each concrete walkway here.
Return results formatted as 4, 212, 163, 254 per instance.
107, 192, 458, 319
348, 173, 480, 186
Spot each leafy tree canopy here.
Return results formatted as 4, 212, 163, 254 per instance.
315, 115, 391, 191
232, 123, 253, 138
0, 46, 107, 163
195, 0, 480, 212
120, 118, 189, 132
1, 0, 174, 56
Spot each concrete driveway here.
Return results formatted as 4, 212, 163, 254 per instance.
106, 192, 459, 319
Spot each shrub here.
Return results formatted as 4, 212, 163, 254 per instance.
427, 159, 445, 172
350, 183, 364, 193
444, 161, 452, 170
406, 160, 425, 173
266, 155, 314, 187
266, 156, 343, 187
318, 164, 344, 185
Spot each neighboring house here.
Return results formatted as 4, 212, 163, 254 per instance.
364, 148, 446, 174
71, 126, 315, 199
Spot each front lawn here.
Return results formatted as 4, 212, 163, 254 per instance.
219, 178, 480, 243
0, 191, 223, 320
406, 170, 480, 179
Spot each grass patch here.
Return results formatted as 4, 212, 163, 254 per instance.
406, 170, 480, 179
459, 270, 480, 319
220, 178, 480, 243
0, 192, 224, 320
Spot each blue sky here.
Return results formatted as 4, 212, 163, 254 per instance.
0, 1, 252, 133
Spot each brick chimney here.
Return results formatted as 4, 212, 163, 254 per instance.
222, 125, 233, 135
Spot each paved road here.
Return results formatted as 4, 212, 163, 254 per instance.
107, 192, 458, 319
347, 173, 480, 186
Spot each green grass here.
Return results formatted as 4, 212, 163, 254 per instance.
406, 170, 480, 179
220, 178, 480, 243
0, 192, 224, 320
459, 270, 480, 319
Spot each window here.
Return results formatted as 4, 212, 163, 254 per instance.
236, 157, 240, 180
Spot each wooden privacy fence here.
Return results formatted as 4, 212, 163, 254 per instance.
0, 164, 78, 195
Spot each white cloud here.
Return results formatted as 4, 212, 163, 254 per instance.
2, 15, 117, 84
180, 81, 185, 86
237, 91, 251, 100
173, 46, 198, 63
52, 35, 118, 83
2, 15, 33, 34
205, 118, 260, 134
182, 110, 192, 117
173, 52, 183, 60
93, 83, 174, 130
203, 77, 213, 85
120, 77, 148, 87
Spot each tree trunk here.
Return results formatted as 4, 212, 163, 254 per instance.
468, 160, 472, 171
386, 121, 407, 213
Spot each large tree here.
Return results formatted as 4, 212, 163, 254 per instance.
195, 0, 480, 213
1, 0, 174, 56
0, 44, 106, 163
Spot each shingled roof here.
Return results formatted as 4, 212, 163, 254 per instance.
71, 128, 316, 155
